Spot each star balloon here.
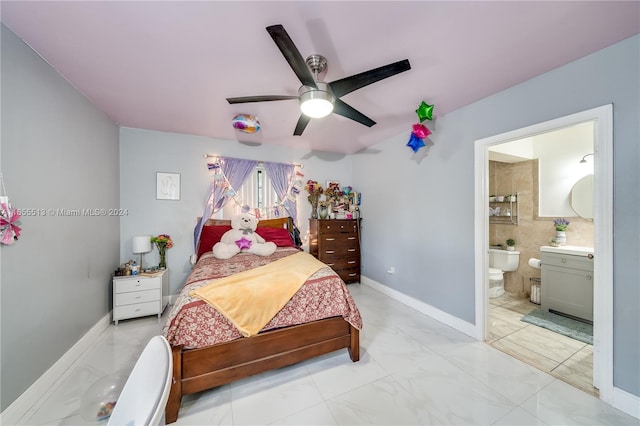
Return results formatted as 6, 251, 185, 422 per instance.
235, 237, 252, 250
412, 123, 431, 139
416, 101, 434, 122
406, 133, 426, 153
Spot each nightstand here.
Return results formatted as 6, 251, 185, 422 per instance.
113, 269, 169, 325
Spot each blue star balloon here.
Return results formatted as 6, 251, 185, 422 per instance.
406, 133, 426, 153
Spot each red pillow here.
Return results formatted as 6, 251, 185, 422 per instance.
256, 227, 296, 247
197, 225, 232, 259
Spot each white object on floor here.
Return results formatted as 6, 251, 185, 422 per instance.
488, 268, 505, 298
531, 283, 541, 304
107, 335, 172, 426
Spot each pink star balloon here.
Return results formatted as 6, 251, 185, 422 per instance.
235, 237, 252, 250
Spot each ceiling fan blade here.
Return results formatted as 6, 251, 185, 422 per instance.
266, 25, 317, 89
293, 114, 312, 136
328, 59, 411, 98
226, 95, 298, 104
333, 99, 376, 127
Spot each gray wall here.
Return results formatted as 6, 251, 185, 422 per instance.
0, 25, 120, 410
352, 34, 640, 396
119, 127, 354, 294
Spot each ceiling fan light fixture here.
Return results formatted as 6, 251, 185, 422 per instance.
299, 84, 334, 118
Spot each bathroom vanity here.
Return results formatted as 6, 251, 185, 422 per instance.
540, 245, 594, 322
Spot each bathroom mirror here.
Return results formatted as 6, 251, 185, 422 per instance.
570, 174, 594, 219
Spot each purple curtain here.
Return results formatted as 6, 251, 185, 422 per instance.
263, 161, 297, 225
193, 157, 258, 251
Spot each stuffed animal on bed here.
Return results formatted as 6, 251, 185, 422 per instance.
212, 213, 277, 259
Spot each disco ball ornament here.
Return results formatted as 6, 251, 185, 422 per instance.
80, 375, 126, 422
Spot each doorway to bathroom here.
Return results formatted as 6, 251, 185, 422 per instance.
473, 105, 613, 402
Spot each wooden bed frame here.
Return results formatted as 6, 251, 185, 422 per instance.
165, 217, 360, 424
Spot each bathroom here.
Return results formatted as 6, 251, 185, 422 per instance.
488, 122, 594, 298
486, 121, 596, 395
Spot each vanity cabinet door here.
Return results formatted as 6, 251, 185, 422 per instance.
541, 253, 593, 322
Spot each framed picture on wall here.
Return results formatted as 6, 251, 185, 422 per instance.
156, 172, 181, 200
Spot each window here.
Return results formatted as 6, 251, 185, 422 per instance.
222, 166, 280, 218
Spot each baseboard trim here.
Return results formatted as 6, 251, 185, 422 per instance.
612, 386, 640, 420
0, 313, 111, 425
360, 276, 477, 338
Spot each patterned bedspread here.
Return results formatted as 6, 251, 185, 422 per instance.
163, 247, 362, 349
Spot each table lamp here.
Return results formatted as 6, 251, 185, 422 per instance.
132, 236, 152, 270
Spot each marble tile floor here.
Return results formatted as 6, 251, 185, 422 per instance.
19, 284, 637, 425
487, 292, 598, 397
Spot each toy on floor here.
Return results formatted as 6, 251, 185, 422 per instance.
80, 375, 126, 422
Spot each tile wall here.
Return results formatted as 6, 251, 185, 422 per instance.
489, 160, 594, 296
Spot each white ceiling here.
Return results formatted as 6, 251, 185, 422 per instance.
2, 1, 638, 154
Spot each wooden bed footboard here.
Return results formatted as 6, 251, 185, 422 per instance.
165, 317, 359, 424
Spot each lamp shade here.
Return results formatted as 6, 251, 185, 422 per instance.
132, 236, 152, 254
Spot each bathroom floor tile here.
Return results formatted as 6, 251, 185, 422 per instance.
489, 337, 560, 373
506, 323, 586, 363
504, 299, 539, 315
487, 294, 596, 399
551, 346, 597, 396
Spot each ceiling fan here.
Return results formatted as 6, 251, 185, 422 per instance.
226, 24, 411, 136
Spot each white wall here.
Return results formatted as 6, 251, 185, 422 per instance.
119, 127, 354, 294
352, 34, 639, 396
1, 25, 120, 410
535, 122, 594, 217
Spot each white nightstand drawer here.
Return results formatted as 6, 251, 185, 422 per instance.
114, 301, 159, 321
114, 276, 161, 294
115, 289, 159, 306
113, 269, 168, 324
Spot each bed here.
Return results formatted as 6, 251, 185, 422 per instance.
162, 217, 362, 424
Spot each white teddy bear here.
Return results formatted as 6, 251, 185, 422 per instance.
212, 213, 277, 260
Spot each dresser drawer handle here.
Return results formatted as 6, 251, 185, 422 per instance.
326, 263, 335, 267
326, 238, 336, 241
347, 236, 356, 240
347, 248, 356, 252
348, 273, 357, 277
325, 250, 335, 254
135, 296, 141, 300
134, 308, 141, 312
348, 260, 356, 264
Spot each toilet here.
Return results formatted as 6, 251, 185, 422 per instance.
488, 249, 520, 298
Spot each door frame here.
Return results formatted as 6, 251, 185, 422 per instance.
473, 104, 613, 402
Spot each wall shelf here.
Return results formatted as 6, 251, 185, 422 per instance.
489, 192, 519, 225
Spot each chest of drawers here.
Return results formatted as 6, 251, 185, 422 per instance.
112, 269, 169, 324
309, 219, 360, 284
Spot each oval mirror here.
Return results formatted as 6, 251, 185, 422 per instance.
570, 174, 594, 219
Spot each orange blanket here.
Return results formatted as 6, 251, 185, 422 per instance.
189, 252, 327, 337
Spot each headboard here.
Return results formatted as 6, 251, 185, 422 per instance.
204, 217, 292, 230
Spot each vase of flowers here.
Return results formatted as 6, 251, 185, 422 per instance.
553, 218, 570, 246
151, 234, 173, 268
318, 201, 329, 219
304, 180, 324, 219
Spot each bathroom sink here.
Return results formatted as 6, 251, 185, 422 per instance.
540, 245, 594, 257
